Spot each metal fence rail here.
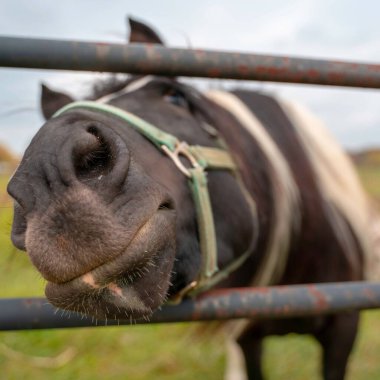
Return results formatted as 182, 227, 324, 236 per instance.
1, 282, 380, 331
1, 36, 380, 88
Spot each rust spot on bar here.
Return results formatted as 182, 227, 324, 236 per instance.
23, 299, 34, 306
327, 72, 345, 83
95, 43, 110, 62
194, 50, 206, 59
145, 44, 157, 60
306, 69, 320, 79
308, 285, 329, 310
238, 65, 249, 75
363, 288, 376, 300
208, 68, 222, 77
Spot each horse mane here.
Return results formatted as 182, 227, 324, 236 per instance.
86, 75, 132, 100
278, 99, 373, 277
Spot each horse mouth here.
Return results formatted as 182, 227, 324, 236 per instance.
44, 209, 176, 321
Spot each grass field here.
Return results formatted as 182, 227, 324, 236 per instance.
0, 159, 380, 379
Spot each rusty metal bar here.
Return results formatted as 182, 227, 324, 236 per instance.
1, 36, 380, 88
1, 282, 380, 331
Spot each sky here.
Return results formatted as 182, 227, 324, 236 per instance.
0, 0, 379, 154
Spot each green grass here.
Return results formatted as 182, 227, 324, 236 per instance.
0, 161, 380, 380
0, 324, 226, 380
357, 165, 380, 201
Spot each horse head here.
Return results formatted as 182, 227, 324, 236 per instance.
7, 18, 255, 320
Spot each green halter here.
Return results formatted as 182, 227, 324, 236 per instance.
53, 101, 254, 301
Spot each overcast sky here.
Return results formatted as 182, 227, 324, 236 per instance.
1, 0, 379, 154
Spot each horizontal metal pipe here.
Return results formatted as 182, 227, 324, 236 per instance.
1, 36, 380, 88
1, 282, 380, 331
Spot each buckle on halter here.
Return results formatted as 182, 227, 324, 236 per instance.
161, 142, 201, 177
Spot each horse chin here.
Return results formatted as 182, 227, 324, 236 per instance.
44, 226, 176, 320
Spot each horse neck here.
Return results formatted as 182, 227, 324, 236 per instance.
203, 90, 300, 286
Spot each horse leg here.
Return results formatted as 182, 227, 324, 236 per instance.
224, 339, 249, 380
236, 332, 264, 380
315, 312, 359, 380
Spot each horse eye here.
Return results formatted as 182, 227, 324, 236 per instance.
164, 89, 188, 108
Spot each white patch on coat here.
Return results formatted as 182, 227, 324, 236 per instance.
366, 209, 380, 280
97, 75, 155, 103
224, 339, 248, 380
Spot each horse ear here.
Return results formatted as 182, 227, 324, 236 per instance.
40, 84, 74, 120
127, 16, 164, 44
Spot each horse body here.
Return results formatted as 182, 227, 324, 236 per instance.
206, 90, 367, 380
7, 18, 375, 380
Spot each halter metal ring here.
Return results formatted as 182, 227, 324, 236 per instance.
161, 142, 200, 177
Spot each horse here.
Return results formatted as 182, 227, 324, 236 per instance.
7, 17, 377, 380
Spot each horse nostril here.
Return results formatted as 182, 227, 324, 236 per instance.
58, 122, 129, 188
74, 126, 114, 179
87, 125, 98, 136
158, 198, 175, 211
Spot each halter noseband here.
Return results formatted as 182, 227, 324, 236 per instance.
53, 101, 256, 301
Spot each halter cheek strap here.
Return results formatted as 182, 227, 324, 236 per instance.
53, 101, 256, 301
